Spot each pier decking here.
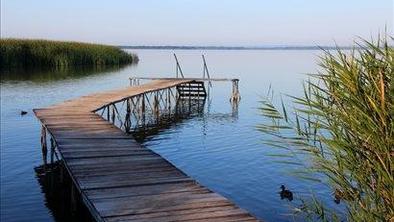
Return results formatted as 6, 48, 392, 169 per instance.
34, 79, 257, 221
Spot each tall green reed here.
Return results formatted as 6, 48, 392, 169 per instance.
258, 37, 393, 221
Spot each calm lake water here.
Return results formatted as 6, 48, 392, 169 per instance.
1, 50, 341, 221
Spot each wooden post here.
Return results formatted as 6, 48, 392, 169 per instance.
40, 125, 47, 166
202, 55, 212, 87
59, 163, 64, 184
50, 138, 55, 164
106, 106, 110, 120
125, 99, 131, 132
154, 91, 159, 121
167, 88, 171, 112
141, 94, 146, 124
230, 80, 241, 103
70, 183, 77, 214
174, 53, 184, 78
188, 83, 192, 103
111, 104, 115, 123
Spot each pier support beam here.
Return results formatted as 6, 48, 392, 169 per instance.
154, 91, 159, 121
40, 125, 48, 166
50, 138, 56, 164
124, 99, 131, 133
230, 79, 241, 103
70, 183, 77, 214
111, 104, 116, 123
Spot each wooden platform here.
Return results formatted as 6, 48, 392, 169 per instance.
34, 79, 258, 222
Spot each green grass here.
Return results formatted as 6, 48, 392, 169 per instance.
258, 36, 393, 221
0, 39, 138, 69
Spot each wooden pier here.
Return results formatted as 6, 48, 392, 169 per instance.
34, 79, 256, 221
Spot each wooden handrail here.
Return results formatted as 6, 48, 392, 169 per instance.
202, 54, 212, 87
173, 53, 184, 78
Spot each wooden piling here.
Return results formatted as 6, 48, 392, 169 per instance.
111, 104, 115, 123
40, 125, 47, 165
50, 138, 55, 164
230, 79, 241, 103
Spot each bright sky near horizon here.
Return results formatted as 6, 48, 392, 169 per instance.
1, 0, 393, 46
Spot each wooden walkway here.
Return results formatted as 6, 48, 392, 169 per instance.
34, 80, 258, 222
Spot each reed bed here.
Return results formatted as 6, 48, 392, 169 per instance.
0, 39, 138, 69
258, 37, 393, 221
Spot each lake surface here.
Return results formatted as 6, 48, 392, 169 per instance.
1, 49, 341, 221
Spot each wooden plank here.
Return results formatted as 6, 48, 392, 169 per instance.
80, 176, 194, 190
86, 182, 203, 200
55, 138, 137, 145
130, 76, 239, 81
95, 196, 232, 217
73, 165, 178, 177
67, 155, 165, 166
59, 144, 143, 150
105, 207, 254, 222
70, 161, 177, 176
62, 150, 154, 159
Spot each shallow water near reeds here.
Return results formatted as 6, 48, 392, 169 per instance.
1, 49, 344, 222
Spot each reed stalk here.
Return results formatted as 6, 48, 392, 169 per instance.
258, 36, 393, 221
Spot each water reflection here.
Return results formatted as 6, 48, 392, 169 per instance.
100, 94, 240, 143
130, 102, 241, 143
34, 162, 94, 222
131, 98, 207, 142
0, 64, 134, 82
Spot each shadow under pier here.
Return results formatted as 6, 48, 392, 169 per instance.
34, 162, 94, 222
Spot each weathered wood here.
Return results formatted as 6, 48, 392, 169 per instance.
130, 77, 239, 82
33, 79, 258, 221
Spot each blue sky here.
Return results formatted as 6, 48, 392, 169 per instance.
1, 0, 392, 46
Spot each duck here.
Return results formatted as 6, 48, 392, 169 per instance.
334, 189, 343, 204
279, 185, 293, 201
20, 110, 28, 116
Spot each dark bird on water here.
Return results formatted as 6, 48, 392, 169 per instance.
279, 185, 293, 201
21, 111, 28, 115
334, 189, 343, 204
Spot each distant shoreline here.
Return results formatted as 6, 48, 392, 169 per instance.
119, 45, 354, 50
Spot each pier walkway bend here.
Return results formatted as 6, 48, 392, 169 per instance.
34, 79, 258, 222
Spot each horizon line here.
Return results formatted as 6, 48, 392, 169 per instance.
119, 45, 355, 50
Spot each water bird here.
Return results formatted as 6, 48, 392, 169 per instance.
21, 111, 28, 115
279, 185, 293, 201
334, 189, 343, 204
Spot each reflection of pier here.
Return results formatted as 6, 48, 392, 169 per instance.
35, 162, 94, 222
34, 77, 256, 221
124, 98, 206, 142
115, 98, 239, 143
